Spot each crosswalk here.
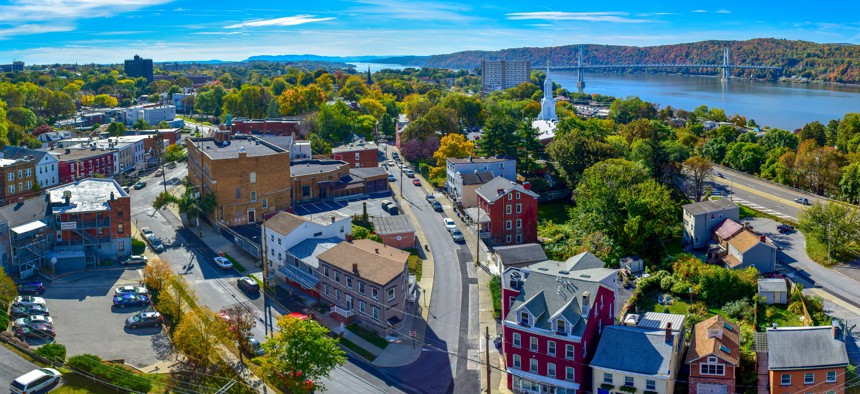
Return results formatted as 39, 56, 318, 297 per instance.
732, 197, 797, 221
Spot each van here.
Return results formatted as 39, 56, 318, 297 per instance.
381, 200, 393, 210
10, 368, 61, 394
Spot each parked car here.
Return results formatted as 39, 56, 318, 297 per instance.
432, 201, 443, 212
213, 256, 233, 270
425, 194, 436, 203
794, 197, 811, 205
451, 228, 465, 243
166, 162, 177, 169
381, 200, 394, 210
9, 368, 62, 394
122, 186, 130, 194
391, 152, 399, 159
154, 169, 164, 177
124, 255, 148, 265
443, 218, 457, 232
388, 174, 396, 182
10, 304, 49, 318
112, 293, 150, 308
125, 311, 163, 329
246, 333, 264, 356
412, 178, 421, 186
140, 227, 154, 240
387, 159, 395, 166
13, 296, 46, 307
150, 238, 165, 253
13, 315, 53, 328
777, 224, 795, 233
134, 181, 147, 190
404, 169, 414, 178
15, 324, 55, 339
115, 285, 148, 295
16, 281, 44, 295
237, 277, 260, 294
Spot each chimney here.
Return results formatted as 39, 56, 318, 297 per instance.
65, 149, 71, 154
352, 263, 358, 273
110, 191, 115, 201
665, 322, 673, 343
760, 235, 766, 242
523, 181, 531, 190
833, 325, 839, 340
331, 216, 336, 223
581, 291, 590, 316
345, 233, 353, 242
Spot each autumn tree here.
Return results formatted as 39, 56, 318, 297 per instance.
142, 258, 174, 293
157, 276, 196, 323
358, 97, 385, 120
794, 140, 846, 195
430, 133, 475, 181
220, 303, 258, 361
278, 84, 325, 116
260, 314, 346, 393
92, 94, 118, 108
173, 310, 227, 370
684, 155, 713, 202
0, 267, 18, 311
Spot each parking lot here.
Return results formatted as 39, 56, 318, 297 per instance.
43, 269, 170, 368
293, 193, 396, 219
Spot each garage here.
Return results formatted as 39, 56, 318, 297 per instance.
697, 383, 727, 394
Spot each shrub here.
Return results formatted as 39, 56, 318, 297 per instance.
35, 343, 66, 363
131, 238, 146, 254
489, 275, 502, 319
68, 354, 152, 393
723, 299, 755, 322
0, 311, 7, 331
659, 276, 676, 292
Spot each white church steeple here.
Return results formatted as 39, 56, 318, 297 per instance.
539, 61, 557, 121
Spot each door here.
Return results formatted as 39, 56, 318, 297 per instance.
346, 295, 354, 310
247, 210, 255, 223
697, 383, 727, 394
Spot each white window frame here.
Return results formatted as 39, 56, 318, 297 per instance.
506, 205, 511, 214
646, 380, 656, 391
513, 354, 521, 369
529, 358, 538, 373
700, 363, 725, 376
827, 371, 837, 383
547, 340, 556, 356
372, 288, 379, 301
516, 203, 522, 213
547, 362, 556, 378
781, 374, 791, 386
388, 287, 396, 301
530, 336, 538, 351
603, 373, 612, 384
372, 306, 379, 320
506, 220, 512, 230
625, 376, 634, 387
512, 332, 521, 348
804, 373, 814, 385
565, 344, 574, 359
565, 367, 574, 382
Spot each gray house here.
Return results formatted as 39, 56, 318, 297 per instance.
682, 199, 739, 249
758, 278, 789, 304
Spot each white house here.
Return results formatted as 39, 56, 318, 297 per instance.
113, 136, 148, 171
1, 146, 59, 188
445, 156, 516, 204
262, 211, 351, 294
124, 104, 176, 126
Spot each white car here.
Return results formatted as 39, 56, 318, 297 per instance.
115, 285, 148, 295
13, 296, 46, 307
443, 218, 457, 233
214, 256, 233, 270
10, 368, 62, 394
13, 315, 54, 328
140, 227, 154, 240
124, 255, 148, 265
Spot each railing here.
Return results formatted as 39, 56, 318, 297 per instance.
332, 305, 354, 318
79, 219, 112, 228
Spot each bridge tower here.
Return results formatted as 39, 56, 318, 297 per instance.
721, 47, 730, 83
576, 45, 586, 90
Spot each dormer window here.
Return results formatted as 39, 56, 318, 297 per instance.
556, 319, 566, 334
519, 311, 529, 326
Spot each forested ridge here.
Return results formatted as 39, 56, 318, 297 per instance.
380, 38, 860, 84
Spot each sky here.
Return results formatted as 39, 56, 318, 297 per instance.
0, 0, 858, 64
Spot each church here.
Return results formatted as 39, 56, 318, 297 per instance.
533, 62, 559, 144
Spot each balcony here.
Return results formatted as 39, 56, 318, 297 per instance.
331, 305, 354, 318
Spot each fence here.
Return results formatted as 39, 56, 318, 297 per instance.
216, 222, 261, 260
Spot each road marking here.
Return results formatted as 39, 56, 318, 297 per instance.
730, 198, 797, 221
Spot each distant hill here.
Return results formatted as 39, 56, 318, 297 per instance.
245, 54, 394, 63
409, 39, 860, 84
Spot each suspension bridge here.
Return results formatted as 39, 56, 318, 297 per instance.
549, 47, 782, 90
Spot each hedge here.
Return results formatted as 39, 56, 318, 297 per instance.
68, 354, 152, 393
131, 238, 146, 254
35, 343, 66, 363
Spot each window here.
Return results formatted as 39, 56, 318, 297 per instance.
249, 172, 256, 183
6, 172, 12, 181
372, 288, 379, 300
827, 371, 837, 383
355, 153, 360, 160
507, 192, 512, 200
547, 363, 556, 378
324, 266, 330, 278
359, 282, 366, 294
346, 277, 353, 289
334, 271, 340, 283
516, 203, 522, 213
117, 224, 124, 233
701, 363, 725, 376
235, 187, 241, 199
262, 198, 268, 209
322, 284, 330, 295
625, 376, 634, 387
313, 231, 322, 237
506, 235, 512, 243
646, 380, 656, 391
513, 355, 521, 369
506, 220, 512, 230
506, 205, 512, 214
372, 307, 379, 320
530, 337, 538, 351
25, 168, 30, 177
513, 333, 521, 348
516, 234, 522, 243
529, 358, 538, 373
359, 301, 366, 313
516, 192, 520, 199
8, 185, 13, 194
509, 296, 516, 308
804, 373, 814, 385
565, 344, 574, 359
519, 311, 529, 325
565, 367, 574, 382
17, 170, 21, 178
335, 289, 340, 301
250, 191, 257, 202
117, 207, 123, 217
388, 287, 396, 301
557, 319, 566, 334
302, 185, 310, 197
781, 374, 791, 386
547, 341, 556, 356
277, 238, 281, 245
603, 373, 612, 384
515, 219, 522, 229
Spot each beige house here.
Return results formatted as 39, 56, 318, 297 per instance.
317, 239, 410, 335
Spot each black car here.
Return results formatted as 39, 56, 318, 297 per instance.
125, 311, 163, 329
432, 201, 443, 212
777, 224, 795, 233
10, 304, 49, 319
16, 282, 45, 295
237, 277, 260, 294
113, 293, 151, 308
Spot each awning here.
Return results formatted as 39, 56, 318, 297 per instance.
465, 207, 491, 224
278, 264, 319, 289
11, 221, 46, 235
507, 368, 580, 390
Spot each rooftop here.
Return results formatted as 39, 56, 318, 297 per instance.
460, 171, 495, 185
447, 156, 513, 165
48, 178, 126, 213
766, 326, 848, 370
686, 315, 740, 366
636, 312, 686, 331
0, 193, 50, 228
475, 177, 538, 203
728, 230, 767, 254
47, 147, 115, 161
494, 244, 547, 267
190, 136, 287, 160
264, 211, 348, 235
287, 237, 341, 269
758, 278, 789, 293
683, 199, 739, 216
2, 146, 47, 162
371, 215, 415, 235
318, 239, 410, 286
713, 218, 744, 240
0, 158, 17, 167
590, 325, 678, 377
349, 167, 387, 179
333, 141, 379, 153
290, 159, 348, 177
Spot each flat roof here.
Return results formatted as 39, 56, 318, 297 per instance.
371, 215, 415, 235
191, 136, 287, 159
49, 178, 126, 213
0, 158, 17, 167
47, 148, 115, 161
333, 141, 379, 153
291, 160, 347, 177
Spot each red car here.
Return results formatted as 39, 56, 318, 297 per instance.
412, 179, 421, 186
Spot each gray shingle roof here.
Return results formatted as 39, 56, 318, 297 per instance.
460, 171, 495, 185
758, 279, 788, 293
766, 327, 848, 370
2, 146, 47, 162
0, 193, 50, 228
286, 237, 341, 269
682, 199, 738, 216
590, 325, 677, 377
475, 177, 538, 203
494, 244, 548, 267
371, 215, 415, 235
565, 252, 607, 270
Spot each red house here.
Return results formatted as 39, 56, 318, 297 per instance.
475, 177, 538, 246
502, 252, 617, 394
332, 141, 380, 169
48, 148, 116, 184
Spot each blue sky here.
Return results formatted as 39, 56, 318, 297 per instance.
0, 0, 858, 64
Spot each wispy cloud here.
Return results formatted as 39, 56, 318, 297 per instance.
692, 10, 707, 13
224, 15, 334, 29
0, 0, 172, 38
507, 11, 652, 23
194, 31, 243, 35
348, 0, 474, 23
0, 24, 74, 39
716, 10, 732, 14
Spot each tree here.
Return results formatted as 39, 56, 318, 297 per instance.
132, 118, 150, 130
316, 101, 355, 145
354, 114, 377, 138
7, 107, 36, 130
478, 111, 518, 157
157, 276, 195, 323
400, 137, 440, 162
723, 142, 767, 174
433, 133, 475, 167
339, 75, 368, 101
173, 309, 227, 370
358, 97, 385, 120
220, 303, 259, 361
684, 155, 713, 202
260, 314, 346, 393
798, 202, 860, 263
701, 137, 728, 163
0, 267, 18, 310
92, 94, 118, 108
799, 121, 828, 146
837, 113, 860, 152
840, 162, 860, 204
609, 96, 656, 124
760, 128, 799, 151
163, 144, 185, 163
270, 77, 288, 96
106, 122, 126, 137
278, 84, 325, 116
546, 130, 616, 188
142, 258, 173, 293
794, 140, 845, 195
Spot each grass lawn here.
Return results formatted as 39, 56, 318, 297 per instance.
223, 252, 247, 273
662, 237, 685, 258
407, 255, 423, 281
55, 374, 119, 394
489, 275, 501, 319
340, 338, 377, 362
762, 304, 804, 329
346, 324, 390, 349
537, 201, 572, 224
639, 291, 691, 315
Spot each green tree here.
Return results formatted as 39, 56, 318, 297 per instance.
354, 114, 377, 138
6, 107, 36, 129
798, 202, 860, 263
261, 314, 346, 393
546, 129, 617, 188
701, 137, 729, 163
358, 97, 385, 120
271, 77, 288, 96
759, 128, 799, 151
609, 96, 657, 124
152, 191, 179, 211
799, 121, 828, 146
173, 309, 227, 370
106, 122, 126, 137
92, 94, 118, 108
163, 144, 186, 163
317, 101, 355, 145
478, 110, 518, 157
132, 118, 150, 130
836, 113, 860, 152
840, 162, 860, 204
0, 267, 18, 312
723, 142, 767, 173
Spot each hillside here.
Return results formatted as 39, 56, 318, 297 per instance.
390, 39, 860, 84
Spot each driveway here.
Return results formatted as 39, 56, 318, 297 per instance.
45, 269, 172, 368
0, 345, 38, 389
746, 217, 860, 307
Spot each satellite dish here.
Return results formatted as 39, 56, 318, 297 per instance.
63, 190, 72, 198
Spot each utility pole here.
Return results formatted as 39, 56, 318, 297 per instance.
475, 208, 481, 266
485, 326, 491, 393
827, 218, 832, 266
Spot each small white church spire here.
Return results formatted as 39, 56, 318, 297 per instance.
539, 61, 557, 121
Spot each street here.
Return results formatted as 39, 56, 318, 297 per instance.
0, 344, 37, 389
709, 164, 819, 221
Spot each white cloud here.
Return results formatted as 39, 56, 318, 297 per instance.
506, 11, 652, 23
692, 10, 707, 13
716, 10, 732, 14
0, 24, 74, 39
0, 0, 172, 38
348, 0, 475, 23
224, 15, 334, 29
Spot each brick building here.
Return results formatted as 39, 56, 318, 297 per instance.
686, 316, 740, 394
48, 146, 117, 184
370, 215, 415, 249
475, 177, 539, 246
229, 118, 301, 136
332, 141, 380, 169
766, 326, 849, 394
291, 160, 361, 204
186, 135, 292, 226
0, 157, 37, 206
501, 252, 617, 394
